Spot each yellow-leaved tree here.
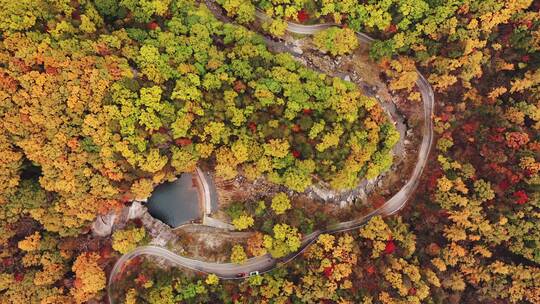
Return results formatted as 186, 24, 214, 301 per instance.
70, 252, 106, 303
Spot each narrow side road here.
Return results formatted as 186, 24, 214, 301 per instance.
108, 8, 435, 303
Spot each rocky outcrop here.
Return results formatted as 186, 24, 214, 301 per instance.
91, 201, 177, 247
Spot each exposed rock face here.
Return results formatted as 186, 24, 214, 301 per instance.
91, 201, 177, 247
308, 174, 380, 204
127, 201, 146, 220
91, 213, 116, 237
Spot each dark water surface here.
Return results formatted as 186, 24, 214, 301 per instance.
146, 174, 201, 227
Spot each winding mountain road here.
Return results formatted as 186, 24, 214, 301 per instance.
108, 8, 434, 303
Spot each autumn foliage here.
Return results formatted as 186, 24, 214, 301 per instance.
1, 0, 540, 303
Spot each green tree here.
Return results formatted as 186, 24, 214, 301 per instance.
218, 0, 256, 24
313, 27, 359, 56
232, 215, 254, 231
270, 193, 292, 215
231, 244, 248, 264
112, 227, 146, 254
120, 0, 172, 22
263, 224, 301, 258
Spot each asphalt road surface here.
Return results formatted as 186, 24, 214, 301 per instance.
108, 7, 434, 303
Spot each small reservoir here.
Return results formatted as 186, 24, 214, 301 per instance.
146, 173, 201, 228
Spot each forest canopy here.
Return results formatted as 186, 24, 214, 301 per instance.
1, 0, 540, 303
0, 0, 396, 237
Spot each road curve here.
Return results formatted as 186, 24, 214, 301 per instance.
108, 9, 434, 303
